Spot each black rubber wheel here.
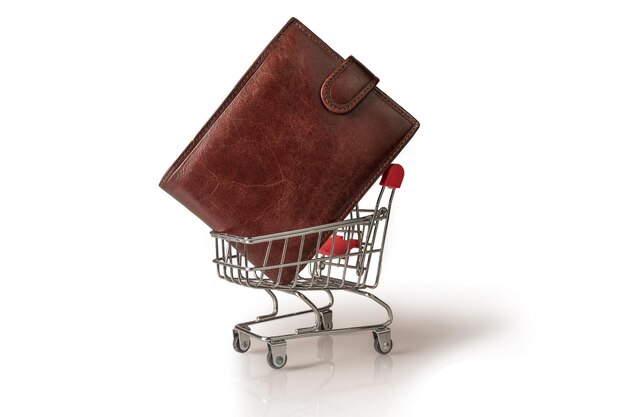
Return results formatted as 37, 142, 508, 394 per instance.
232, 333, 250, 353
321, 310, 333, 331
373, 334, 393, 355
267, 352, 287, 369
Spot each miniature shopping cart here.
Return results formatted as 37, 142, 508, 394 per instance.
211, 164, 405, 369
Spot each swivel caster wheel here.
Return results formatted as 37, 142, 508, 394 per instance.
320, 309, 333, 331
373, 328, 393, 355
232, 329, 250, 353
267, 352, 288, 369
267, 340, 288, 369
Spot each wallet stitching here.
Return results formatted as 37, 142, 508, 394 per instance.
294, 22, 343, 61
373, 89, 416, 125
294, 22, 416, 125
321, 57, 379, 113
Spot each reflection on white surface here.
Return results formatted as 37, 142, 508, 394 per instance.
232, 296, 506, 417
235, 335, 394, 416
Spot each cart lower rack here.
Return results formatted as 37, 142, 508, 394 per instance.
211, 164, 405, 369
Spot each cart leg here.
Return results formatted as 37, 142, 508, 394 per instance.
345, 288, 393, 327
322, 290, 335, 310
319, 290, 334, 330
256, 289, 279, 320
281, 290, 324, 333
267, 339, 288, 369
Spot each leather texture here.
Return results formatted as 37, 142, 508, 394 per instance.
160, 17, 419, 284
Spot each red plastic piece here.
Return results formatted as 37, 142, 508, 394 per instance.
319, 236, 361, 256
379, 164, 404, 189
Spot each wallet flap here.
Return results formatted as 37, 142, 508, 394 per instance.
321, 56, 379, 114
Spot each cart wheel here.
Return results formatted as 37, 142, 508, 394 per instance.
373, 329, 393, 354
267, 352, 287, 369
374, 338, 393, 354
321, 309, 333, 331
267, 340, 287, 369
232, 331, 250, 353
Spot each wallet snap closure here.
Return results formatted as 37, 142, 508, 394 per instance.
321, 56, 379, 114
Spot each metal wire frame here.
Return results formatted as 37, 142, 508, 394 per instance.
214, 182, 399, 368
232, 287, 393, 342
210, 185, 397, 291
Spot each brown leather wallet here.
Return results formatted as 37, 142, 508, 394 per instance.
160, 17, 419, 284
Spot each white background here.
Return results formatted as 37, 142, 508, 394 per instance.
1, 1, 625, 416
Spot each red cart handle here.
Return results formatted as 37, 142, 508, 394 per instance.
319, 235, 360, 256
319, 164, 403, 256
379, 164, 404, 189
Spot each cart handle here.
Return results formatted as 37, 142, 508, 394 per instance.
379, 164, 404, 189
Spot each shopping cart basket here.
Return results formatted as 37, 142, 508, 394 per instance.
211, 164, 405, 369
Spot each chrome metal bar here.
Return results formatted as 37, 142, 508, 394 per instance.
309, 231, 323, 289
244, 244, 251, 286
236, 252, 244, 283
345, 288, 393, 327
323, 290, 334, 310
227, 243, 237, 284
211, 215, 373, 244
232, 288, 392, 342
284, 290, 323, 333
340, 224, 356, 287
361, 216, 381, 286
324, 230, 337, 288
256, 289, 279, 320
292, 235, 305, 287
214, 238, 221, 279
212, 248, 382, 274
220, 238, 229, 282
213, 249, 381, 275
373, 189, 396, 288
276, 237, 289, 284
237, 307, 322, 328
360, 187, 387, 286
256, 240, 272, 287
